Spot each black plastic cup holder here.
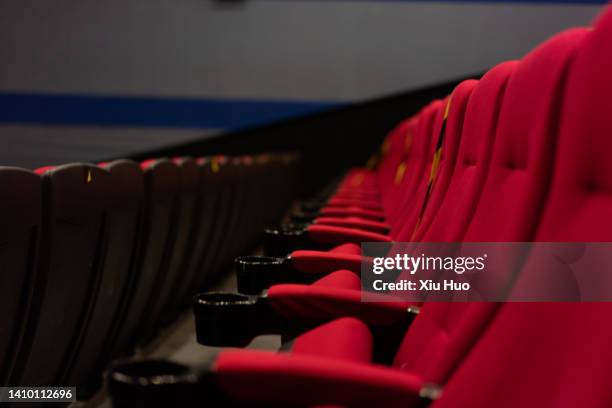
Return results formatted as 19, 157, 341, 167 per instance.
112, 359, 193, 382
108, 359, 201, 408
193, 292, 268, 348
235, 255, 286, 295
108, 359, 236, 407
263, 224, 307, 257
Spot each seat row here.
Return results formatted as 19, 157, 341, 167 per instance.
108, 6, 612, 408
0, 154, 298, 395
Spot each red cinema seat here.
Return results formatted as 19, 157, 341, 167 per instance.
256, 76, 483, 285
271, 27, 586, 326
135, 27, 586, 408
435, 15, 612, 405
203, 26, 589, 406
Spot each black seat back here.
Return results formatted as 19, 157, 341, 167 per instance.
12, 163, 113, 386
0, 168, 41, 386
61, 160, 144, 389
109, 159, 179, 355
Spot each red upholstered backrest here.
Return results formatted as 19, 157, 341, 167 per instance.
463, 28, 589, 242
378, 116, 418, 212
433, 20, 610, 407
535, 24, 612, 242
388, 100, 444, 233
420, 61, 517, 242
398, 79, 478, 241
389, 103, 438, 215
390, 63, 516, 376
391, 99, 447, 239
392, 28, 589, 386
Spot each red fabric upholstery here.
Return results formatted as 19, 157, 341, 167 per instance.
34, 165, 56, 175
419, 61, 518, 242
214, 349, 424, 408
319, 206, 385, 221
291, 317, 373, 363
434, 303, 612, 408
328, 243, 361, 256
386, 101, 443, 229
403, 79, 477, 241
464, 28, 589, 242
534, 15, 612, 241
392, 302, 498, 384
305, 224, 392, 245
394, 28, 589, 388
389, 101, 445, 238
267, 284, 414, 326
326, 197, 382, 210
311, 270, 361, 290
336, 169, 378, 193
139, 158, 158, 169
434, 15, 612, 407
251, 30, 590, 405
290, 250, 365, 275
377, 118, 417, 200
315, 216, 390, 234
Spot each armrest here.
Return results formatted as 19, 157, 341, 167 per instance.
327, 197, 383, 211
267, 284, 415, 327
193, 287, 417, 347
235, 251, 366, 294
289, 249, 368, 274
314, 216, 391, 234
320, 206, 386, 221
214, 350, 425, 408
264, 224, 389, 258
333, 190, 381, 200
306, 224, 392, 245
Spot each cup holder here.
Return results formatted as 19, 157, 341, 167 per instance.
108, 360, 199, 408
235, 255, 286, 295
263, 224, 307, 257
193, 292, 261, 347
265, 223, 307, 234
111, 359, 193, 384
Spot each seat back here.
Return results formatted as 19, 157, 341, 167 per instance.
391, 28, 588, 384
380, 118, 418, 220
397, 79, 478, 241
419, 61, 518, 242
377, 118, 416, 199
173, 157, 223, 309
13, 164, 113, 386
389, 100, 444, 234
109, 159, 179, 355
0, 168, 41, 386
434, 13, 612, 407
201, 157, 244, 284
62, 160, 144, 387
464, 27, 590, 242
143, 157, 201, 333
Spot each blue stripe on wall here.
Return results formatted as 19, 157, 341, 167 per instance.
0, 92, 340, 130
